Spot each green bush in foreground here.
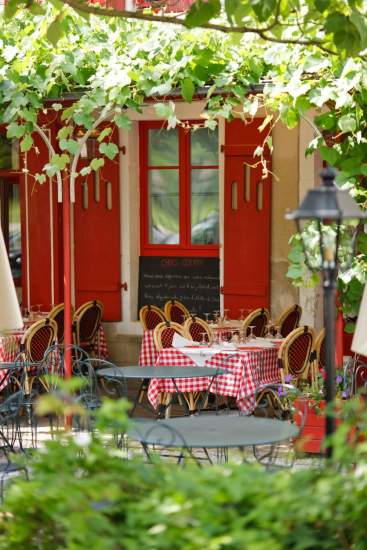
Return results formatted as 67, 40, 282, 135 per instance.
0, 396, 367, 549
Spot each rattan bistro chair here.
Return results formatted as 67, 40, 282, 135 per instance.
153, 321, 186, 351
139, 305, 166, 331
255, 326, 315, 419
73, 300, 103, 356
20, 318, 58, 393
278, 326, 315, 385
48, 303, 67, 343
184, 316, 213, 345
274, 304, 302, 338
164, 300, 190, 325
242, 308, 270, 337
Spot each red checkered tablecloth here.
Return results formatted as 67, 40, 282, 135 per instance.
139, 330, 158, 366
0, 325, 107, 365
148, 346, 280, 414
0, 333, 23, 363
94, 326, 108, 359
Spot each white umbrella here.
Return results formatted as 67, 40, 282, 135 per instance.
351, 283, 367, 356
0, 227, 22, 333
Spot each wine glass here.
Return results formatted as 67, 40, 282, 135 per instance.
22, 307, 29, 321
240, 328, 247, 344
224, 308, 230, 322
214, 330, 221, 346
199, 332, 207, 346
248, 325, 256, 341
238, 308, 245, 321
274, 325, 282, 339
265, 320, 274, 339
204, 312, 211, 324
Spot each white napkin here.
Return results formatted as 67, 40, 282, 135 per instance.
172, 333, 194, 348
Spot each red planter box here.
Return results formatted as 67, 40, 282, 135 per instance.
294, 398, 341, 454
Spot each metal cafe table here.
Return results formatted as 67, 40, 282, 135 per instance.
127, 415, 299, 465
96, 366, 228, 416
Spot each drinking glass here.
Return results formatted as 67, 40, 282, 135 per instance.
214, 329, 221, 346
213, 310, 220, 325
274, 325, 282, 339
265, 320, 274, 339
29, 305, 37, 321
22, 307, 29, 321
248, 325, 256, 341
199, 332, 207, 346
239, 329, 247, 344
224, 308, 230, 322
232, 330, 240, 345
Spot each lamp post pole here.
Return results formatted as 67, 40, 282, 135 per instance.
323, 267, 337, 457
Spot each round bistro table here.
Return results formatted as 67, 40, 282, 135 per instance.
127, 415, 299, 465
129, 415, 299, 448
96, 366, 228, 416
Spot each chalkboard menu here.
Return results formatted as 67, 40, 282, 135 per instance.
138, 256, 220, 316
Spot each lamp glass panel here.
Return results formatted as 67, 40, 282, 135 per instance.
298, 220, 323, 271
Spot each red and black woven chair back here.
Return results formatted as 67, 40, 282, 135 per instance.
139, 305, 166, 330
49, 303, 66, 343
184, 316, 212, 344
279, 305, 302, 338
22, 318, 57, 364
153, 321, 185, 351
189, 322, 208, 342
161, 327, 176, 348
279, 326, 315, 379
74, 300, 103, 350
164, 300, 190, 325
242, 308, 270, 337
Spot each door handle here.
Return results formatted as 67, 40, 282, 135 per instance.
256, 181, 263, 211
231, 181, 238, 210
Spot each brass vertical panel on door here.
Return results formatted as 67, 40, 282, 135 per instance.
94, 170, 100, 203
256, 181, 263, 211
82, 182, 88, 210
106, 181, 112, 210
244, 164, 251, 202
231, 181, 238, 210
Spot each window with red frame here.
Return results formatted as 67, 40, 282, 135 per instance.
140, 122, 219, 257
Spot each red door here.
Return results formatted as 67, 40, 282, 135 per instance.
223, 119, 271, 317
74, 126, 121, 321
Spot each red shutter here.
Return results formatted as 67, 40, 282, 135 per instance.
20, 113, 61, 309
222, 118, 272, 317
74, 125, 121, 321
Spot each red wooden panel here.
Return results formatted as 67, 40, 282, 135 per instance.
136, 0, 193, 11
20, 114, 61, 310
74, 126, 121, 321
88, 0, 125, 8
223, 119, 271, 318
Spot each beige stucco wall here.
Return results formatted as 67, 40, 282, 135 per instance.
270, 122, 299, 320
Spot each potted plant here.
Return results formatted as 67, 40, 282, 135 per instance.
293, 369, 349, 454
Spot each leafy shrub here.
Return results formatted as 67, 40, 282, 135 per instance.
0, 397, 367, 549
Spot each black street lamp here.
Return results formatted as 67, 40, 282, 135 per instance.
286, 166, 367, 457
